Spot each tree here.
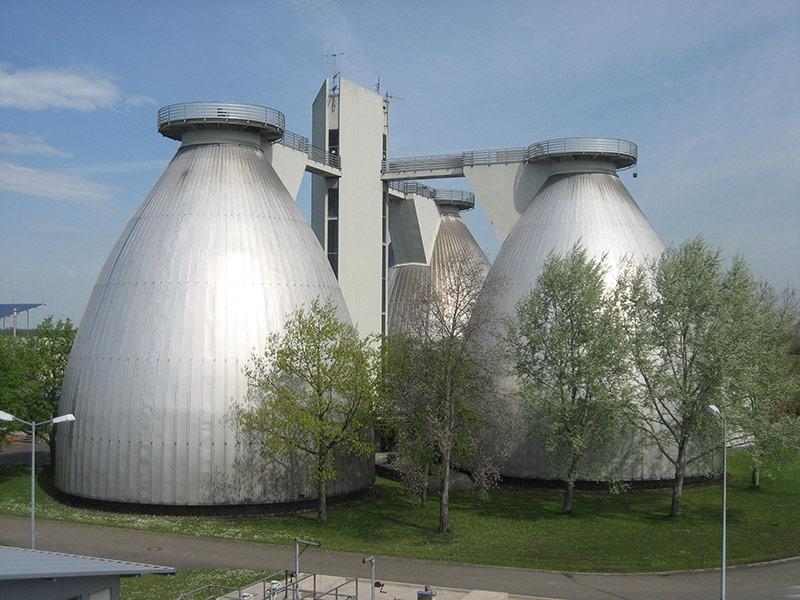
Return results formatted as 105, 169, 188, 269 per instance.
383, 259, 509, 533
237, 298, 379, 523
0, 317, 76, 459
728, 285, 800, 487
510, 245, 633, 513
619, 237, 756, 516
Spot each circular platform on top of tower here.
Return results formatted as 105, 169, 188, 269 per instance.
157, 102, 285, 142
526, 138, 637, 170
434, 189, 476, 211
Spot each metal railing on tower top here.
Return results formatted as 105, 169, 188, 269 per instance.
383, 137, 638, 174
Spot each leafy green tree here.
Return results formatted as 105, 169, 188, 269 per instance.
510, 245, 633, 513
383, 259, 509, 533
728, 285, 800, 487
237, 298, 379, 523
619, 237, 756, 516
0, 317, 76, 459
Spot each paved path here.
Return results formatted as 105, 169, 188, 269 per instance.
1, 516, 797, 599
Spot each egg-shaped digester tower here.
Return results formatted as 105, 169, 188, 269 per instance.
485, 138, 674, 481
429, 192, 490, 294
387, 189, 488, 332
55, 102, 373, 507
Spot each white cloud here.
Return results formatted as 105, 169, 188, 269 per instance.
123, 93, 158, 108
26, 223, 91, 237
0, 133, 73, 158
0, 65, 120, 111
0, 161, 114, 204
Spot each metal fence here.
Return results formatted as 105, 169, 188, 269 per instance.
277, 130, 341, 170
383, 137, 638, 174
387, 181, 475, 209
158, 102, 286, 132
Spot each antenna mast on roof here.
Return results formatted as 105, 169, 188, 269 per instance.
324, 44, 345, 98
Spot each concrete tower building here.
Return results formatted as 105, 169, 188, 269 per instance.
311, 77, 389, 336
55, 103, 373, 508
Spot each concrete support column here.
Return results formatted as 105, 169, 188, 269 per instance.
463, 161, 550, 242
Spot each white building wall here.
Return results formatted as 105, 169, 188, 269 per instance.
312, 78, 388, 336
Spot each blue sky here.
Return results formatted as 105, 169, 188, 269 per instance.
1, 0, 798, 327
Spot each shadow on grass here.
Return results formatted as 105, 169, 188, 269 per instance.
0, 465, 28, 484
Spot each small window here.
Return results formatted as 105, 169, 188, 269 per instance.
90, 589, 111, 600
328, 129, 339, 155
328, 188, 339, 218
327, 220, 339, 253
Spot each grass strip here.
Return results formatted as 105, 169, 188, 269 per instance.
0, 451, 797, 572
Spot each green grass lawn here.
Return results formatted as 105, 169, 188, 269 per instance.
120, 569, 269, 600
1, 451, 798, 573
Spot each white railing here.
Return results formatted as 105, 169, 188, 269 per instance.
383, 137, 638, 174
388, 181, 475, 209
158, 102, 285, 132
278, 129, 341, 170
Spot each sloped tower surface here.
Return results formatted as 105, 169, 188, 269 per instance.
429, 201, 490, 290
486, 161, 664, 321
387, 195, 489, 332
387, 263, 430, 332
55, 103, 372, 506
484, 140, 672, 480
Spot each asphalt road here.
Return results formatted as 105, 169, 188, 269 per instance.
1, 516, 797, 599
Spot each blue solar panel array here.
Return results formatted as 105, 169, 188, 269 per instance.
0, 303, 44, 319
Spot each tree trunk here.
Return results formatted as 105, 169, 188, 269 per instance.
316, 458, 328, 523
751, 465, 760, 488
562, 481, 575, 514
670, 464, 685, 517
438, 451, 451, 533
563, 455, 580, 514
317, 478, 327, 523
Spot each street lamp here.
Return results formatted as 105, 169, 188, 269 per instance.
708, 404, 726, 600
363, 555, 376, 600
0, 410, 75, 549
293, 538, 320, 600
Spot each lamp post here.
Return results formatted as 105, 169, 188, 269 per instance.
363, 555, 376, 600
708, 404, 726, 600
0, 410, 75, 549
293, 538, 320, 600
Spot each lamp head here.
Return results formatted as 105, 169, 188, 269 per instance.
52, 414, 76, 424
0, 410, 15, 422
708, 405, 721, 416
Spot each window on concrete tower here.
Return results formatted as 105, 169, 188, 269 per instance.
328, 129, 339, 155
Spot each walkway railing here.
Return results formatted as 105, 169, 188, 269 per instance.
278, 130, 341, 171
388, 181, 475, 209
158, 102, 286, 133
383, 137, 637, 174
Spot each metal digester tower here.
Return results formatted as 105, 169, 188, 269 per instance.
55, 103, 373, 508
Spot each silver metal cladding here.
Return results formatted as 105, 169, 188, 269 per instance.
55, 123, 371, 506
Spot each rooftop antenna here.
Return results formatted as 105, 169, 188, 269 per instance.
324, 44, 345, 98
384, 90, 405, 102
375, 76, 381, 94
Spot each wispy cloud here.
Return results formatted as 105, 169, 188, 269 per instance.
26, 223, 91, 237
0, 64, 120, 111
0, 160, 114, 204
0, 64, 157, 112
289, 0, 373, 86
122, 93, 158, 108
0, 133, 73, 158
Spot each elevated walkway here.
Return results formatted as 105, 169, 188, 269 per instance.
382, 138, 637, 181
277, 130, 341, 177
